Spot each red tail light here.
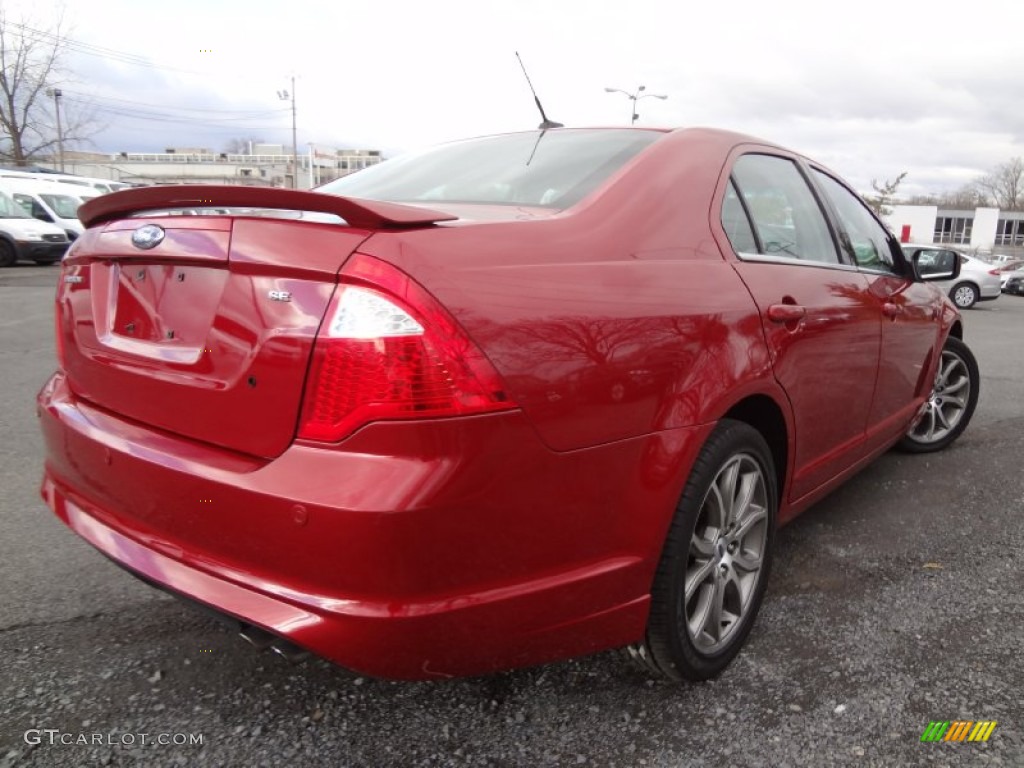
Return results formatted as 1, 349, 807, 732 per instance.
988, 268, 1000, 276
298, 254, 516, 442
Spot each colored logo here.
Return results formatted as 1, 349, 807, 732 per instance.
921, 721, 997, 742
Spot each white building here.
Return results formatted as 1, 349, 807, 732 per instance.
886, 205, 1024, 254
40, 146, 384, 189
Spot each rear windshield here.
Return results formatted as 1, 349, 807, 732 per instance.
319, 129, 661, 209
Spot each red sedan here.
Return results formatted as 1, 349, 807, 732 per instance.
38, 128, 978, 681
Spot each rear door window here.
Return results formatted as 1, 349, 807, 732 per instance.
727, 155, 840, 265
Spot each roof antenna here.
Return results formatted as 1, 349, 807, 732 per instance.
516, 52, 563, 130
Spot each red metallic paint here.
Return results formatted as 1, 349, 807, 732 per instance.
58, 219, 371, 458
78, 184, 457, 230
39, 372, 710, 678
39, 127, 958, 679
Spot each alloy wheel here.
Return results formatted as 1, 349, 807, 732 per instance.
909, 348, 972, 444
684, 453, 769, 654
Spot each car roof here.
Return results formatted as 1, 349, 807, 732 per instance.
0, 179, 91, 196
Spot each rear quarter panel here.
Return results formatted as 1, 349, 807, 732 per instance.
358, 129, 782, 452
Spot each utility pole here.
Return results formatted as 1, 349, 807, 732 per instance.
277, 76, 298, 189
47, 88, 65, 172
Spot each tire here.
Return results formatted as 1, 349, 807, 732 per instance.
950, 282, 979, 309
897, 336, 979, 454
0, 240, 15, 268
626, 419, 777, 682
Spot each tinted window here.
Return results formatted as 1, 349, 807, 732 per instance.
814, 170, 897, 273
731, 155, 839, 264
319, 129, 661, 209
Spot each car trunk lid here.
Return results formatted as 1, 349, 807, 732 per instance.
58, 188, 456, 458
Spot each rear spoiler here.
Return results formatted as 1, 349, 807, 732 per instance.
78, 185, 458, 230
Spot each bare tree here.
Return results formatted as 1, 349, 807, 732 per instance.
942, 184, 990, 210
865, 172, 907, 217
0, 10, 96, 165
223, 136, 265, 155
975, 157, 1024, 211
909, 183, 989, 210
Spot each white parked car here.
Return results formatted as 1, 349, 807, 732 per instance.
901, 244, 1001, 309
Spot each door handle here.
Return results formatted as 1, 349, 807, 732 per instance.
767, 304, 806, 323
882, 302, 903, 318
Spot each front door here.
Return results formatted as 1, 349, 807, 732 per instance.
722, 154, 881, 502
810, 170, 943, 446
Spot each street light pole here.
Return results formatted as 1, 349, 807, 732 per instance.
46, 88, 65, 172
604, 85, 668, 125
277, 76, 298, 189
308, 142, 316, 189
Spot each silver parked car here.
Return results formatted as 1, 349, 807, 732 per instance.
901, 245, 1001, 309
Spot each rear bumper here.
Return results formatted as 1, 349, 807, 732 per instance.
37, 372, 705, 679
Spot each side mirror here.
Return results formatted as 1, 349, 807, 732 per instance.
911, 249, 961, 282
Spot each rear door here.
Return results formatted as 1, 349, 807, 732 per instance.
721, 153, 881, 501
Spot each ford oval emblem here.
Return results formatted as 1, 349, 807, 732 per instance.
131, 224, 165, 250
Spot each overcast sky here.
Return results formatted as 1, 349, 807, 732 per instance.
10, 0, 1024, 196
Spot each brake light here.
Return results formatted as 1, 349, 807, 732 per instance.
298, 254, 516, 442
988, 268, 1000, 276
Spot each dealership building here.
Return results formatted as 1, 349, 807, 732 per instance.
885, 204, 1024, 255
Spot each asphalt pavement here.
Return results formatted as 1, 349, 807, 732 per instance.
1, 264, 1021, 767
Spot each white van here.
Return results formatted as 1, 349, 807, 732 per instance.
0, 189, 69, 266
0, 169, 129, 193
0, 179, 95, 240
37, 174, 119, 193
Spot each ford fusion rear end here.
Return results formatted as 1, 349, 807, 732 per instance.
38, 129, 702, 679
38, 127, 973, 682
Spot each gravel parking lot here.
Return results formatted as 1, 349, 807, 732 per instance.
1, 264, 1021, 767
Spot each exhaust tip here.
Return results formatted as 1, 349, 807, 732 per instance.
239, 623, 309, 663
238, 623, 274, 651
270, 641, 310, 664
